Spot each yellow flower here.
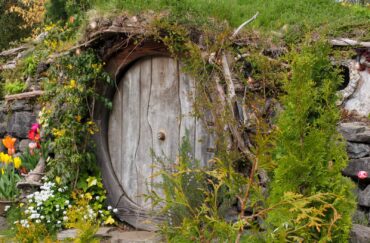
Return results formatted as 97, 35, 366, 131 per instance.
55, 176, 61, 184
104, 216, 115, 225
85, 193, 92, 200
13, 157, 21, 169
69, 79, 77, 88
87, 121, 98, 135
75, 115, 82, 122
0, 152, 13, 164
52, 128, 66, 138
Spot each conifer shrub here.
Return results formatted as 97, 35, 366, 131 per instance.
266, 42, 355, 241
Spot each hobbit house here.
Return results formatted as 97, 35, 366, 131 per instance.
0, 9, 369, 241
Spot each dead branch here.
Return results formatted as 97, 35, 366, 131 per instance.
231, 12, 259, 39
330, 38, 370, 47
221, 53, 236, 100
0, 45, 31, 57
216, 54, 255, 161
5, 90, 44, 101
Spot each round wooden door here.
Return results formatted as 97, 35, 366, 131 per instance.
107, 56, 214, 230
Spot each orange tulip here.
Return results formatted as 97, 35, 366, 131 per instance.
2, 136, 16, 155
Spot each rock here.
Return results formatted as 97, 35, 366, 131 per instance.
350, 224, 370, 243
57, 229, 77, 240
8, 100, 34, 112
353, 210, 369, 225
339, 122, 370, 144
359, 185, 370, 207
342, 157, 370, 179
103, 230, 161, 243
95, 227, 115, 237
7, 111, 36, 138
348, 142, 370, 159
344, 70, 370, 117
57, 229, 162, 243
0, 217, 8, 231
19, 139, 31, 153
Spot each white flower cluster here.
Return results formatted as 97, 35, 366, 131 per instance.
27, 182, 56, 205
82, 205, 97, 220
19, 180, 70, 228
14, 219, 30, 228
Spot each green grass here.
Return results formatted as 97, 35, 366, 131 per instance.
91, 0, 369, 41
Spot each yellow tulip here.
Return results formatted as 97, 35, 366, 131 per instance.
13, 157, 21, 169
0, 152, 13, 164
55, 176, 61, 184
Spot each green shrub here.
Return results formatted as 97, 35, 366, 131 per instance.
267, 41, 355, 241
4, 80, 27, 95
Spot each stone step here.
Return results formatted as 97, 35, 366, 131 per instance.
347, 142, 370, 159
339, 122, 370, 144
57, 228, 161, 243
351, 224, 370, 243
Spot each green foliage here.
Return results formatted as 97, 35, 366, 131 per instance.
14, 175, 114, 239
267, 42, 356, 241
92, 0, 370, 43
4, 80, 27, 95
65, 176, 114, 242
45, 0, 92, 22
41, 49, 111, 185
151, 131, 349, 242
19, 179, 70, 233
149, 135, 243, 242
0, 1, 32, 51
0, 166, 21, 200
19, 148, 42, 172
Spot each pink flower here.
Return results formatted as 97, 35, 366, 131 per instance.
28, 142, 37, 150
357, 171, 368, 180
29, 142, 37, 155
31, 123, 40, 132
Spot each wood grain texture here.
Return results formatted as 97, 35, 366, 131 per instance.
107, 56, 213, 230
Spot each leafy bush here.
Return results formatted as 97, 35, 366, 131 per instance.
4, 80, 27, 95
0, 1, 32, 51
267, 42, 356, 241
41, 50, 111, 184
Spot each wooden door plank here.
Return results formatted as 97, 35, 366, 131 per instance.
108, 75, 124, 183
179, 64, 197, 164
148, 57, 180, 193
120, 62, 141, 205
195, 110, 215, 167
134, 57, 154, 209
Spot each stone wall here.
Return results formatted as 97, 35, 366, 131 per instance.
339, 122, 370, 242
0, 98, 40, 154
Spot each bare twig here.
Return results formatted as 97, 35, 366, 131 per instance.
0, 45, 31, 57
221, 53, 236, 100
214, 57, 255, 161
5, 90, 44, 101
231, 12, 259, 39
330, 38, 370, 47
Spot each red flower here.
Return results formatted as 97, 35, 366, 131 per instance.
28, 129, 40, 141
358, 171, 368, 180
